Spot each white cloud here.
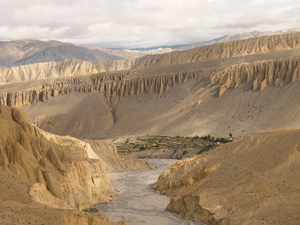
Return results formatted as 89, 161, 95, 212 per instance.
0, 0, 299, 48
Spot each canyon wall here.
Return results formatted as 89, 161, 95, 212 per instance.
1, 56, 299, 108
0, 105, 115, 210
0, 105, 151, 208
0, 105, 153, 224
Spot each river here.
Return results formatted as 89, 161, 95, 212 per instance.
96, 158, 205, 225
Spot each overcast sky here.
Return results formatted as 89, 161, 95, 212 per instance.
0, 0, 299, 48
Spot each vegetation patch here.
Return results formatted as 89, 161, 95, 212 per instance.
116, 135, 232, 155
83, 208, 99, 213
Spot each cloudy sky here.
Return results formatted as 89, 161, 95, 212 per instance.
0, 0, 299, 48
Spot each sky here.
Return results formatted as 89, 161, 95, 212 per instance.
0, 0, 300, 49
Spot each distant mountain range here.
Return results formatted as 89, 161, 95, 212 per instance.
0, 39, 149, 67
0, 27, 299, 67
176, 27, 300, 50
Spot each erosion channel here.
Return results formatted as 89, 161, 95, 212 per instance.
96, 158, 205, 225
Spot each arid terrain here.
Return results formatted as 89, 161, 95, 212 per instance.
0, 31, 299, 224
155, 127, 300, 224
1, 32, 300, 139
0, 105, 151, 224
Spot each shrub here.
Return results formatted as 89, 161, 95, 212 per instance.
83, 208, 98, 213
139, 146, 146, 151
183, 150, 188, 155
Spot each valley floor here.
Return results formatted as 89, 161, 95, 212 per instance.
96, 159, 205, 225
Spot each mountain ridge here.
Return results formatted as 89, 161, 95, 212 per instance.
0, 39, 146, 67
1, 27, 299, 68
1, 31, 300, 85
176, 27, 300, 50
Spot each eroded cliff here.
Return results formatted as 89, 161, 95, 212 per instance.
1, 56, 299, 108
0, 32, 300, 139
0, 105, 117, 209
0, 105, 138, 224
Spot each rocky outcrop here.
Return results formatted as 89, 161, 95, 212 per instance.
84, 140, 153, 173
154, 157, 225, 224
154, 157, 219, 196
217, 57, 300, 96
41, 131, 153, 174
154, 128, 300, 224
0, 105, 132, 224
29, 183, 73, 210
167, 194, 230, 225
0, 70, 198, 107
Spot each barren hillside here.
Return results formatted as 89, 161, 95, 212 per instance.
0, 32, 300, 139
154, 127, 300, 224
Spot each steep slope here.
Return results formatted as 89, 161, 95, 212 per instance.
0, 105, 116, 207
0, 177, 125, 225
14, 76, 299, 139
0, 55, 298, 139
0, 105, 150, 224
154, 128, 300, 225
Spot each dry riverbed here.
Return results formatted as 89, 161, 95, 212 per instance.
96, 158, 205, 225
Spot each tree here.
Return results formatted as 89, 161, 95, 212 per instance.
207, 134, 211, 141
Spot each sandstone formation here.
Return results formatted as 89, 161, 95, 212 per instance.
0, 105, 139, 224
84, 139, 154, 173
1, 56, 300, 107
0, 33, 299, 107
17, 74, 300, 139
154, 128, 300, 224
41, 130, 153, 173
0, 105, 116, 210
